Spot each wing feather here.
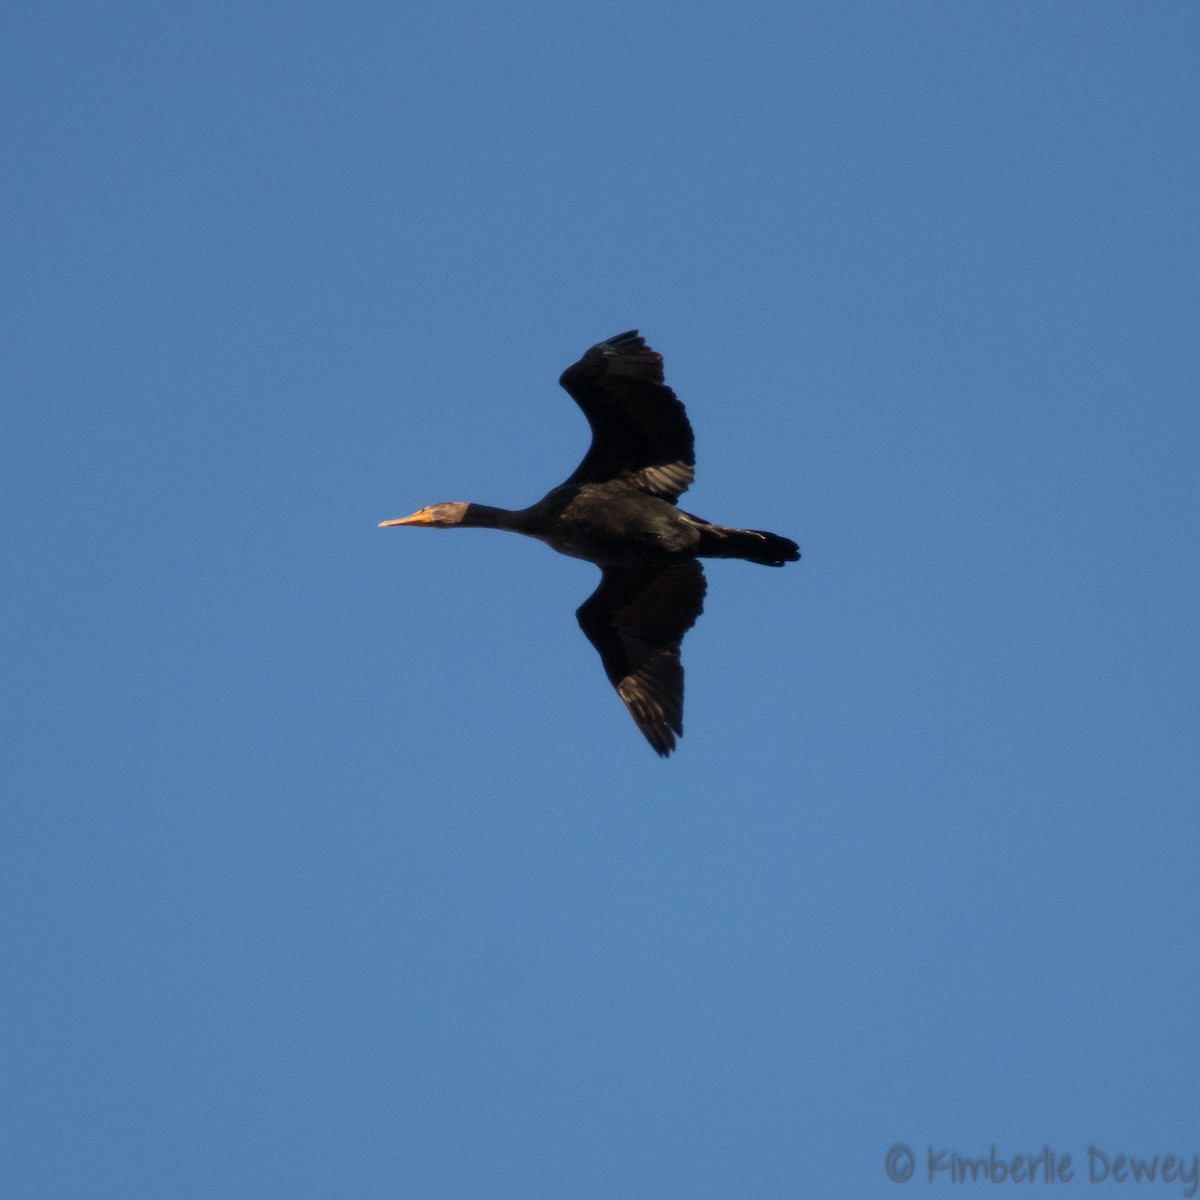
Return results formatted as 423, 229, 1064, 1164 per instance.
558, 330, 695, 500
575, 562, 707, 756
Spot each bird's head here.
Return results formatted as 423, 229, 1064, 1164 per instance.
379, 502, 471, 529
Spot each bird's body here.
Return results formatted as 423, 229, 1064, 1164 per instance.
381, 331, 799, 755
535, 483, 692, 564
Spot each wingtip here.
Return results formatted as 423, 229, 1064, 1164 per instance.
646, 727, 677, 757
603, 329, 643, 351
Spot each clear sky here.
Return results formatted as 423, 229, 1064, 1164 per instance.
4, 2, 1198, 1197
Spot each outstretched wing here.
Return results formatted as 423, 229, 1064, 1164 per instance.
576, 561, 707, 756
558, 330, 695, 501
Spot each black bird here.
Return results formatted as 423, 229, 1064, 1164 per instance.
380, 330, 800, 755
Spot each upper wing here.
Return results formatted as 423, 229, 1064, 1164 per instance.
558, 330, 695, 501
576, 561, 707, 756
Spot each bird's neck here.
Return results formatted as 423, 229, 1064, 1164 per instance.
460, 503, 529, 533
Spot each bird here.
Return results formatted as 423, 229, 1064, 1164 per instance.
380, 330, 800, 756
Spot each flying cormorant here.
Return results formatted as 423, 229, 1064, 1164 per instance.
380, 330, 800, 755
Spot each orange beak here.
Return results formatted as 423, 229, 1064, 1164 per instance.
378, 509, 434, 528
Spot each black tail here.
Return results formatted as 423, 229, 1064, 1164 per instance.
696, 523, 801, 567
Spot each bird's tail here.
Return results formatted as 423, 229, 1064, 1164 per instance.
696, 523, 801, 567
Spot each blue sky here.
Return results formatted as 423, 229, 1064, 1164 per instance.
4, 2, 1199, 1196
